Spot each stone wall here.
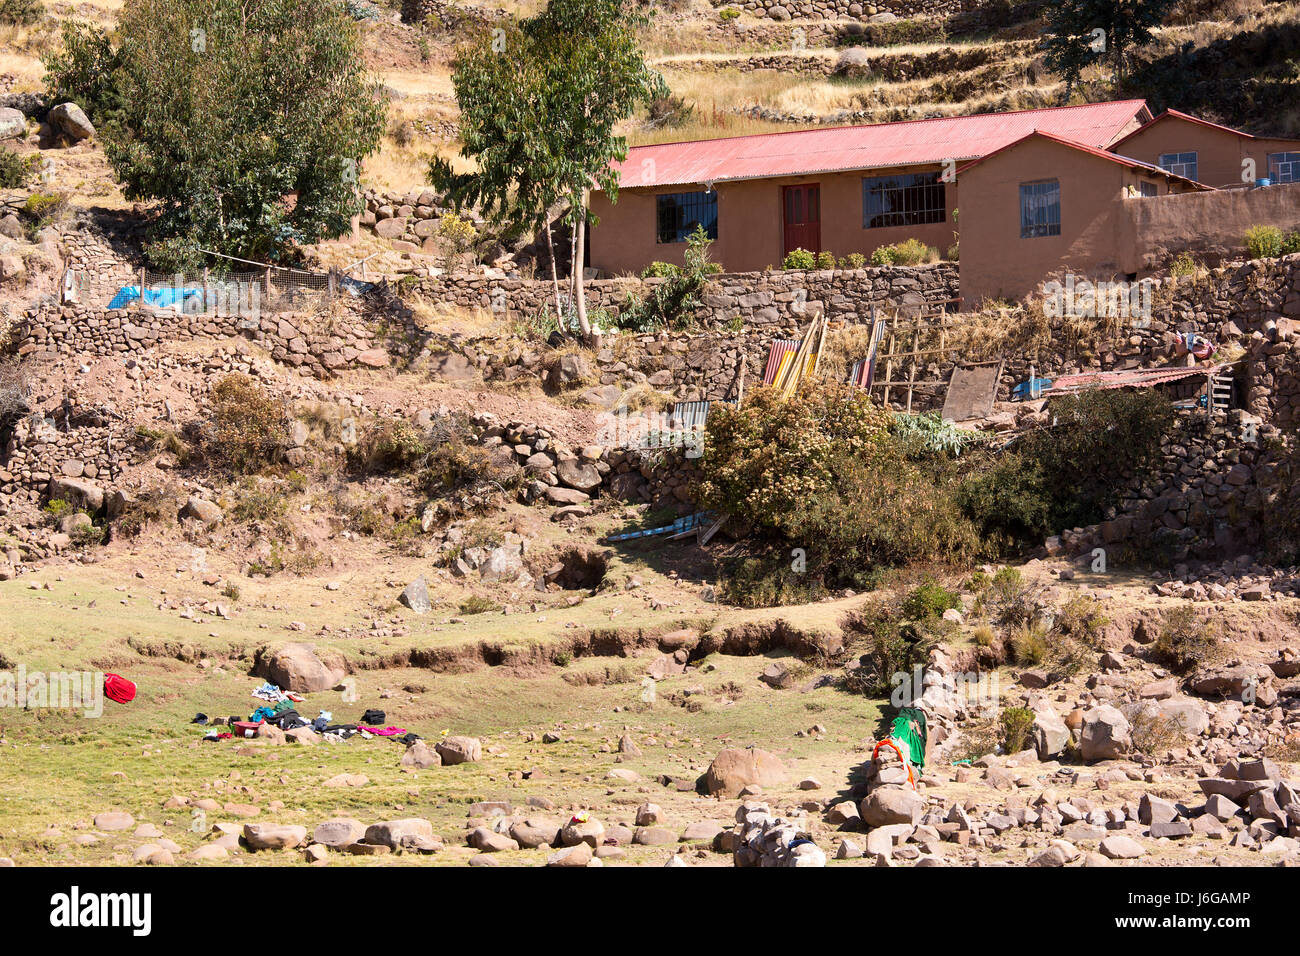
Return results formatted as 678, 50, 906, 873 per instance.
1, 417, 127, 503
412, 262, 960, 328
12, 303, 414, 378
716, 0, 979, 21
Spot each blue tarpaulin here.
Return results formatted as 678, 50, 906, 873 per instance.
107, 285, 203, 310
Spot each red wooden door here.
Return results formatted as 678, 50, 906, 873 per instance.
782, 183, 821, 256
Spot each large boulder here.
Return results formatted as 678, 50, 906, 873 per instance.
702, 747, 786, 797
556, 456, 602, 494
859, 787, 924, 826
435, 735, 482, 765
834, 47, 873, 78
180, 495, 224, 526
253, 642, 345, 693
47, 476, 103, 512
399, 741, 441, 768
399, 576, 431, 613
364, 818, 434, 849
48, 102, 95, 141
0, 107, 24, 140
544, 353, 592, 391
1033, 707, 1071, 759
1079, 705, 1131, 761
243, 824, 307, 850
478, 546, 524, 584
312, 818, 367, 847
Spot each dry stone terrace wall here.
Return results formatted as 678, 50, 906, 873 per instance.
414, 263, 960, 328
716, 0, 978, 20
1, 418, 125, 502
12, 304, 417, 378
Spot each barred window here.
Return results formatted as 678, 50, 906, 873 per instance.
1158, 151, 1198, 181
1269, 152, 1300, 184
862, 172, 945, 229
1020, 180, 1060, 238
656, 191, 718, 244
1139, 181, 1158, 198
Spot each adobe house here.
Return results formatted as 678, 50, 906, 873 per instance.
590, 99, 1300, 309
954, 131, 1210, 307
1111, 109, 1300, 190
587, 100, 1153, 276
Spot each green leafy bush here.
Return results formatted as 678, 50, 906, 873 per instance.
1023, 388, 1175, 532
840, 252, 866, 269
0, 147, 35, 189
1170, 251, 1198, 277
815, 250, 835, 270
871, 239, 937, 266
618, 225, 719, 331
351, 418, 429, 473
1000, 706, 1036, 753
958, 451, 1052, 549
901, 580, 960, 620
696, 384, 980, 596
0, 0, 43, 26
1245, 224, 1284, 259
782, 247, 815, 270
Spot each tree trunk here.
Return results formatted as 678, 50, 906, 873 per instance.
544, 218, 562, 319
574, 195, 590, 339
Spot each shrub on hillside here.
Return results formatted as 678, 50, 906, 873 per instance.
0, 147, 35, 189
901, 580, 960, 620
0, 0, 43, 26
206, 374, 288, 472
1245, 224, 1284, 259
1024, 388, 1175, 532
1151, 606, 1219, 674
351, 418, 429, 473
696, 383, 980, 595
1000, 706, 1035, 753
961, 389, 1174, 555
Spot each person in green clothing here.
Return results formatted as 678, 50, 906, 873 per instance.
890, 707, 927, 771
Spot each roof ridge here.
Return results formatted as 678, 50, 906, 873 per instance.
625, 99, 1150, 153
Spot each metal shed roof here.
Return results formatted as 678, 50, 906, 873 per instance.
605, 99, 1151, 191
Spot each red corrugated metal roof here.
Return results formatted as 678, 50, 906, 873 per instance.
606, 99, 1151, 191
1111, 109, 1258, 149
955, 129, 1215, 190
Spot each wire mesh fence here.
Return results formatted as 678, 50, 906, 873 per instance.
95, 265, 358, 317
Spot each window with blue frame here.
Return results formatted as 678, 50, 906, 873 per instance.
1158, 151, 1198, 181
862, 172, 945, 228
1269, 152, 1300, 184
1020, 180, 1060, 238
656, 191, 718, 244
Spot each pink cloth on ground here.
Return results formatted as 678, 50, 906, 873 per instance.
357, 725, 409, 736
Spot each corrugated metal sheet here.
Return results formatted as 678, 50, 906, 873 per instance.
763, 339, 801, 385
609, 100, 1149, 190
1046, 363, 1230, 393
